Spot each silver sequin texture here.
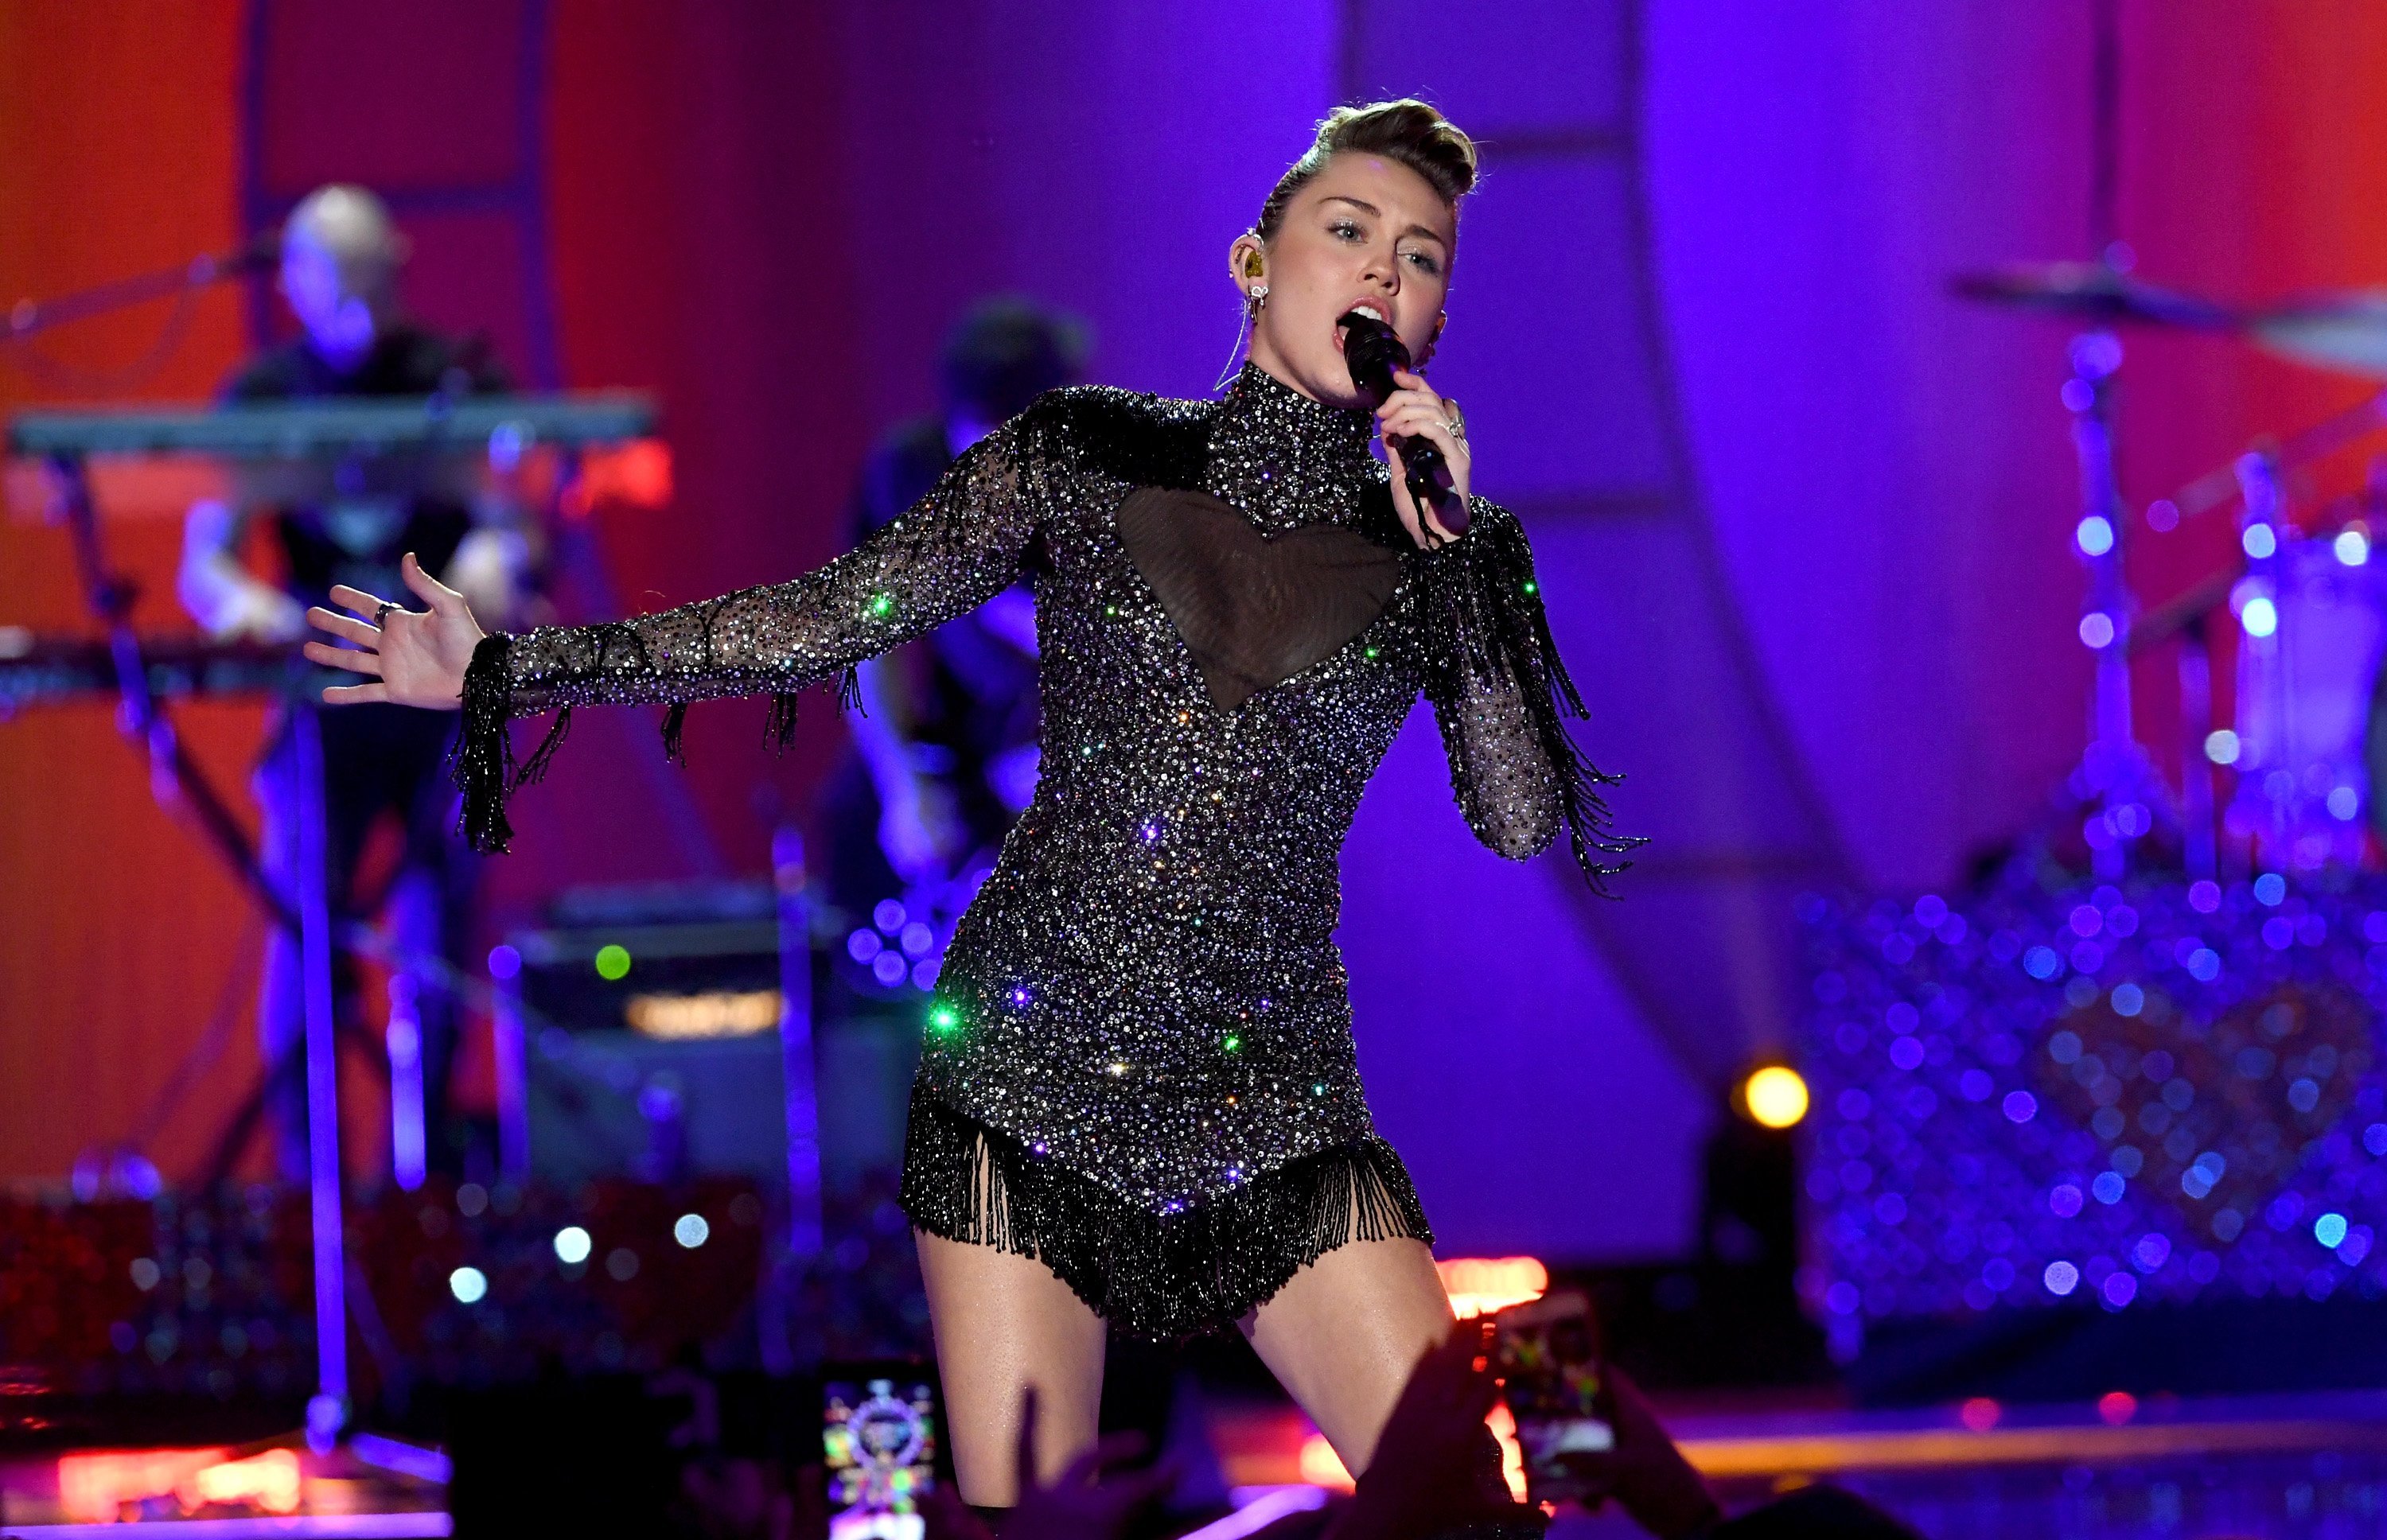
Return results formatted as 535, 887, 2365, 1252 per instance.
481, 364, 1586, 1332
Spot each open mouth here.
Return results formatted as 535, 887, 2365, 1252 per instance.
1331, 303, 1388, 351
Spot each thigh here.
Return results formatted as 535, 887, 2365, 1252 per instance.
914, 1230, 1106, 1507
1242, 1236, 1453, 1477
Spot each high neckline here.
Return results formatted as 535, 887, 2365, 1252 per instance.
1204, 363, 1380, 531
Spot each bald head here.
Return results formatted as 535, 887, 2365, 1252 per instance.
280, 185, 406, 368
287, 185, 402, 268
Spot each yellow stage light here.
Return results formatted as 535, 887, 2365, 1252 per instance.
1743, 1064, 1809, 1130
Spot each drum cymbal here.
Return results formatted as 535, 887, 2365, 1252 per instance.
2247, 290, 2387, 377
1950, 262, 2235, 330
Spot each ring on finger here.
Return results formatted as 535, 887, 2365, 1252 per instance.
374, 601, 398, 627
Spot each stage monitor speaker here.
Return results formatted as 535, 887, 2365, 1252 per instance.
506, 885, 921, 1190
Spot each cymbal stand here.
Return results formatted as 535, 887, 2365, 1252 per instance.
2176, 615, 2220, 883
2064, 331, 2173, 879
2231, 449, 2292, 869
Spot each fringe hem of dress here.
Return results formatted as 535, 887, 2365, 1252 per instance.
898, 1090, 1434, 1341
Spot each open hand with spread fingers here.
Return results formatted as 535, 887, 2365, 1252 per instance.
302, 550, 487, 710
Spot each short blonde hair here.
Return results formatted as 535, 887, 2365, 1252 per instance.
1254, 99, 1478, 243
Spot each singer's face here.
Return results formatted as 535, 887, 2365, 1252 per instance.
1242, 154, 1454, 409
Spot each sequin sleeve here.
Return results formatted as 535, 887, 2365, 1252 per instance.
1415, 496, 1641, 892
452, 418, 1049, 852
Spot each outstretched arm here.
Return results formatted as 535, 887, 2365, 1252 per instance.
306, 414, 1050, 849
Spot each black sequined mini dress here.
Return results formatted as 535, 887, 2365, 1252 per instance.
454, 364, 1631, 1337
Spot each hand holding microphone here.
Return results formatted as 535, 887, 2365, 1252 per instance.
1338, 309, 1472, 540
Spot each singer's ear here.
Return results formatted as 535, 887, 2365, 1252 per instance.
1227, 230, 1266, 290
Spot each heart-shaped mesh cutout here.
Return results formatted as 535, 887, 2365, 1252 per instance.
2035, 979, 2373, 1240
1116, 486, 1403, 710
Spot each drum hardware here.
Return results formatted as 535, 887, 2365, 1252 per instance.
2246, 289, 2387, 378
1953, 262, 2183, 877
1956, 257, 2387, 882
2136, 448, 2386, 877
1949, 262, 2235, 332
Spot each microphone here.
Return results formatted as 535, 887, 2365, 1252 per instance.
1338, 309, 1468, 536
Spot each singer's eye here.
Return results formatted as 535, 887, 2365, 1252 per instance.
1401, 248, 1443, 275
1329, 219, 1365, 243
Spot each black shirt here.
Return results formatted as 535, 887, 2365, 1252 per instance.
224, 322, 509, 612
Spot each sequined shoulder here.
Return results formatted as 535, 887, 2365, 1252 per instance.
1017, 383, 1215, 492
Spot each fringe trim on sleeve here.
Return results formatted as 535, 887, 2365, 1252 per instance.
759, 665, 856, 752
1412, 508, 1645, 897
766, 692, 803, 749
451, 632, 571, 856
899, 1090, 1433, 1341
664, 666, 859, 762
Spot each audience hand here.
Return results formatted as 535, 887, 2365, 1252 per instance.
1570, 1364, 1721, 1539
1330, 1318, 1530, 1540
921, 1388, 1175, 1540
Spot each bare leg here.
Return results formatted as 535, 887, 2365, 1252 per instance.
915, 1231, 1107, 1506
1242, 1235, 1454, 1476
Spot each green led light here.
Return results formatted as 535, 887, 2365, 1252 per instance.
1365, 646, 1379, 659
1223, 1035, 1240, 1053
1523, 581, 1538, 594
870, 593, 894, 616
594, 944, 632, 981
928, 1005, 960, 1033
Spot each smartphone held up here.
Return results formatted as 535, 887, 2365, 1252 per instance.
824, 1367, 944, 1539
1493, 1288, 1615, 1507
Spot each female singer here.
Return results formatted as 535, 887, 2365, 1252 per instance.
306, 99, 1631, 1515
